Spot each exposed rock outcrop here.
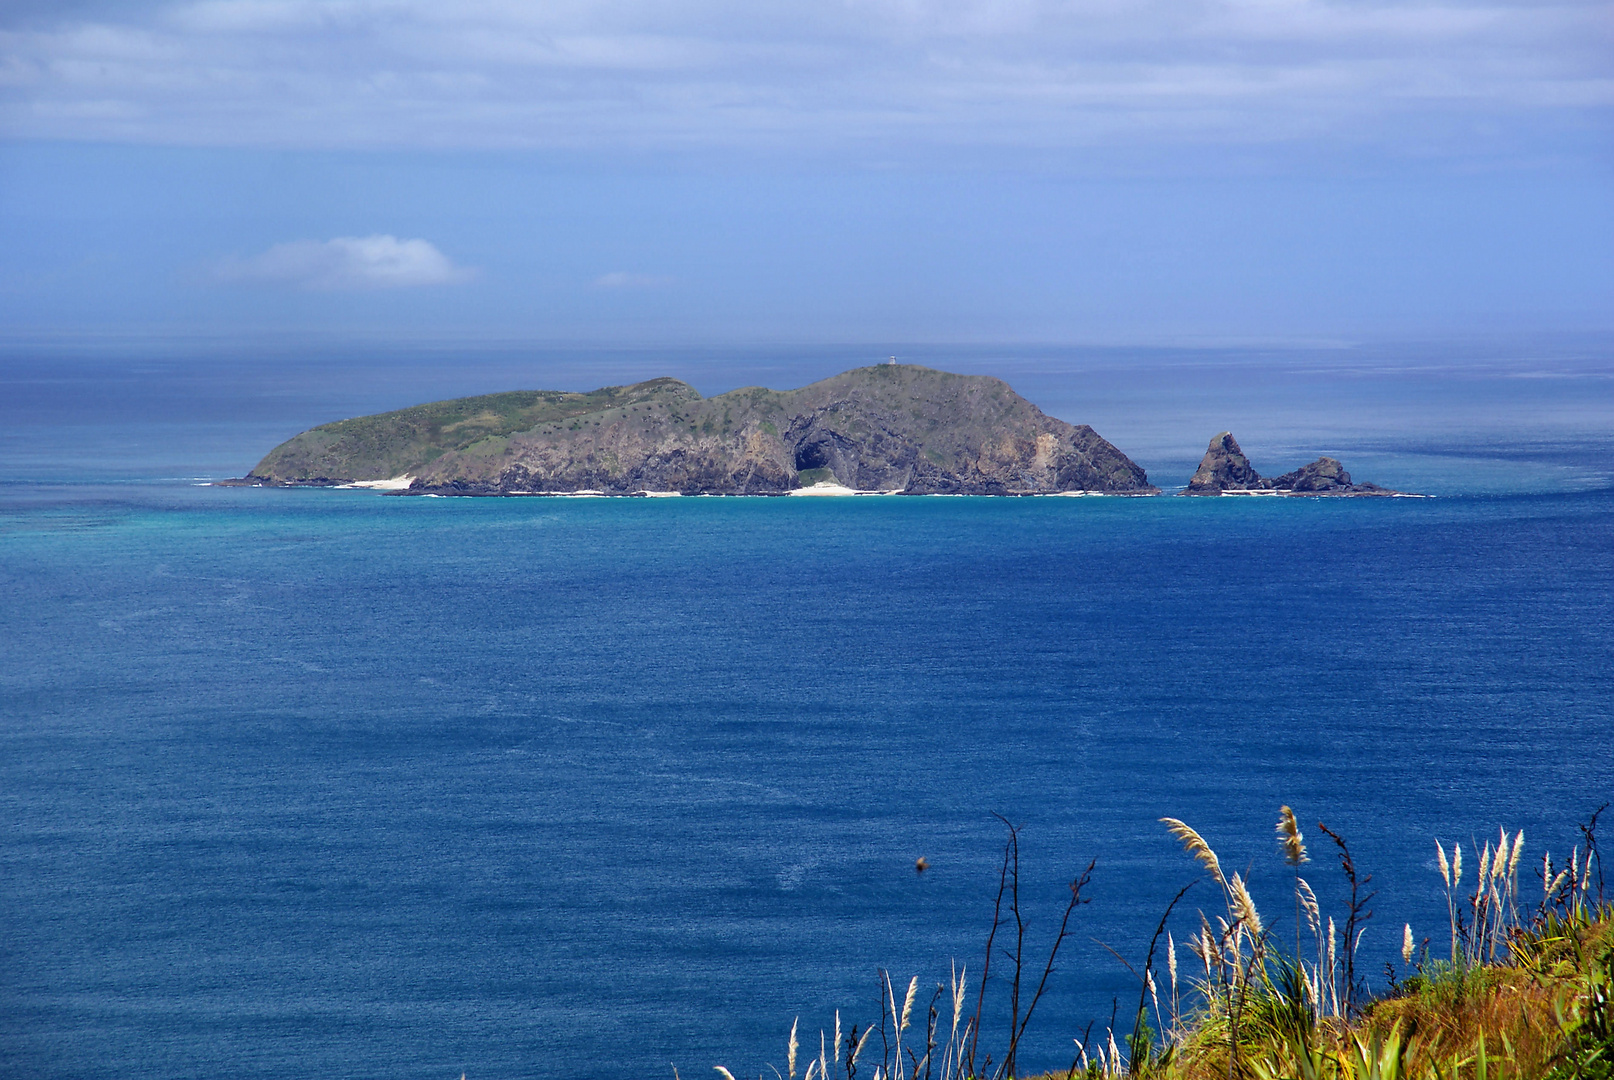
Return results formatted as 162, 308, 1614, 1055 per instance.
1182, 432, 1401, 495
1265, 457, 1389, 494
1185, 432, 1263, 494
236, 365, 1158, 496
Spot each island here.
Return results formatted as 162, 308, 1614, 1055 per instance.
227, 363, 1159, 496
1182, 432, 1402, 495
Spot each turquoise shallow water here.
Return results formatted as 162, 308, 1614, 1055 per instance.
1, 347, 1612, 1080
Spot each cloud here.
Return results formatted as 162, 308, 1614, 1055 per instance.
593, 271, 675, 289
0, 0, 1607, 160
217, 235, 475, 290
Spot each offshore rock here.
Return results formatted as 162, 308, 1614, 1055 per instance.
1264, 457, 1390, 494
1181, 433, 1402, 495
236, 364, 1159, 496
1185, 432, 1263, 494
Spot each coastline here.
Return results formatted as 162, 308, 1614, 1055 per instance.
209, 480, 1419, 498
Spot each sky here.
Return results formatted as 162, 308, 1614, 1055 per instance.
1, 0, 1611, 347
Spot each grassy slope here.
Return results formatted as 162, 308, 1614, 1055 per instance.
1138, 910, 1614, 1080
249, 377, 699, 482
1040, 869, 1614, 1080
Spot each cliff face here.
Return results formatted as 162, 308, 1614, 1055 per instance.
1182, 432, 1396, 495
243, 365, 1157, 495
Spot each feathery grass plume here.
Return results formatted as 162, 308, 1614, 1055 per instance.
1297, 878, 1320, 933
715, 1068, 738, 1080
1277, 806, 1309, 867
1496, 829, 1510, 881
1402, 923, 1414, 964
1229, 873, 1263, 938
899, 975, 918, 1035
941, 964, 965, 1080
788, 1018, 798, 1080
1327, 917, 1339, 1016
1188, 928, 1214, 982
832, 1013, 840, 1080
884, 972, 899, 1059
850, 1026, 873, 1070
1278, 804, 1311, 964
1297, 874, 1324, 997
1160, 818, 1225, 886
1509, 830, 1525, 878
1479, 841, 1493, 887
1147, 968, 1161, 1039
1167, 933, 1178, 996
1440, 842, 1463, 962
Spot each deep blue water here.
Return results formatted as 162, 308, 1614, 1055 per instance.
2, 346, 1612, 1080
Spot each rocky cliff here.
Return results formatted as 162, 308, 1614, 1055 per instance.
1183, 432, 1399, 495
237, 364, 1158, 496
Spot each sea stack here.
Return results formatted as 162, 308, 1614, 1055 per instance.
1185, 432, 1263, 494
1182, 432, 1402, 495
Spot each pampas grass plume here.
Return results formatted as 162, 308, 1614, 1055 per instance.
1229, 873, 1263, 936
1277, 806, 1308, 866
899, 976, 918, 1034
1160, 817, 1225, 885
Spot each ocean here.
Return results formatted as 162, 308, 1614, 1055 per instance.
2, 342, 1611, 1080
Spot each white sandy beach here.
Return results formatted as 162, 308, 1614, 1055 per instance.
786, 482, 904, 496
338, 476, 414, 490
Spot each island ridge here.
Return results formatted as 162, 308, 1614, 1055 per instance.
236, 364, 1157, 496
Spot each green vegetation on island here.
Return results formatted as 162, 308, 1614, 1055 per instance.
242, 377, 701, 486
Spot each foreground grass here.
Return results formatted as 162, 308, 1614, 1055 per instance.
1078, 907, 1614, 1080
711, 811, 1613, 1080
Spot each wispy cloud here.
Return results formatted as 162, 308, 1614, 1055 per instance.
593, 271, 675, 289
217, 235, 475, 290
0, 0, 1606, 159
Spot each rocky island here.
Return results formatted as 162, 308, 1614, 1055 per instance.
1183, 432, 1401, 495
231, 364, 1158, 496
